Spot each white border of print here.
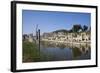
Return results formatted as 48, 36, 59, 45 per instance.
16, 4, 96, 70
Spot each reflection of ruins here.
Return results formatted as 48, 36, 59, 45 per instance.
40, 41, 91, 60
41, 41, 90, 53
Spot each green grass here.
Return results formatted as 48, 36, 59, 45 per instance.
23, 41, 40, 62
23, 41, 54, 62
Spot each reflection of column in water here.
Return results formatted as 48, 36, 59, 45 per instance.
79, 44, 90, 54
71, 47, 82, 58
71, 43, 90, 59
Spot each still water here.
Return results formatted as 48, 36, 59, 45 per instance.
39, 41, 91, 61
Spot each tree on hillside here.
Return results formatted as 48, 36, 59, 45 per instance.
83, 25, 88, 31
72, 24, 82, 32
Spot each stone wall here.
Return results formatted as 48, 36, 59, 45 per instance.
42, 32, 91, 43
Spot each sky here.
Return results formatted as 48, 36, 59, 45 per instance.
22, 10, 91, 35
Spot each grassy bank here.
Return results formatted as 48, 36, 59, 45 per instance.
23, 41, 54, 62
23, 41, 40, 62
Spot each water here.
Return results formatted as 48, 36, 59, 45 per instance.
39, 41, 91, 62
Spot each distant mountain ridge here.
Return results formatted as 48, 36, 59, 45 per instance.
52, 29, 69, 33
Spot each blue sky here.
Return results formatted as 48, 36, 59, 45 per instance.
22, 10, 91, 35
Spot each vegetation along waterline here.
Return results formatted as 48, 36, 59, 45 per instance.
23, 40, 56, 62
